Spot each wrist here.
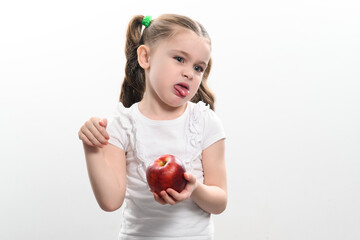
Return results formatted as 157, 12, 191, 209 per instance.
190, 179, 201, 198
83, 142, 102, 154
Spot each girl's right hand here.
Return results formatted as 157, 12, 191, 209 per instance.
78, 117, 110, 148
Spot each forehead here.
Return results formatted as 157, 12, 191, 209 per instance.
156, 29, 211, 61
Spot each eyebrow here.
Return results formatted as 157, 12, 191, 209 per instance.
172, 49, 208, 67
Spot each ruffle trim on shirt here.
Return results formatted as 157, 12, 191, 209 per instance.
115, 102, 148, 182
183, 101, 210, 173
115, 102, 135, 150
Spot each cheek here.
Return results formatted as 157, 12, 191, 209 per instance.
149, 66, 170, 92
194, 76, 202, 88
150, 60, 172, 78
190, 78, 202, 96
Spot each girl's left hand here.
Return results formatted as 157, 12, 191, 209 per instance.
152, 172, 198, 205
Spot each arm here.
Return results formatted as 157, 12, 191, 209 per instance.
190, 139, 227, 214
79, 117, 127, 212
83, 143, 127, 212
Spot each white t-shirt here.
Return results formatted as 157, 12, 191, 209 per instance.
107, 101, 226, 240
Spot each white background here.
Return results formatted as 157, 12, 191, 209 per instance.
1, 0, 359, 239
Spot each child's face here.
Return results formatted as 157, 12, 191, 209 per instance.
146, 29, 211, 108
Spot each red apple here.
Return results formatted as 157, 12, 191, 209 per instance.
146, 154, 187, 196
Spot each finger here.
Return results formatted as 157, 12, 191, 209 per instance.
99, 118, 108, 128
86, 121, 109, 145
81, 127, 104, 148
161, 191, 177, 205
78, 131, 96, 147
166, 188, 186, 202
183, 179, 197, 195
153, 192, 166, 205
97, 119, 110, 140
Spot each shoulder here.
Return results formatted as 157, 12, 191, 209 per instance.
188, 101, 222, 126
109, 102, 137, 125
106, 102, 137, 151
188, 101, 210, 120
188, 101, 226, 150
114, 102, 137, 116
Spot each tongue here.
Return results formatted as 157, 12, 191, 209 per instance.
174, 84, 189, 97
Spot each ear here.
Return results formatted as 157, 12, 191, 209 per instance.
137, 45, 150, 69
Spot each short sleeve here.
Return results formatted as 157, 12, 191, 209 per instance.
106, 103, 131, 151
202, 109, 226, 150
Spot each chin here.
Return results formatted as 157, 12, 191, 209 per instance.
162, 97, 187, 109
168, 99, 189, 109
158, 91, 194, 109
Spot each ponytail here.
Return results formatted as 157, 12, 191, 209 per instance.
119, 15, 145, 108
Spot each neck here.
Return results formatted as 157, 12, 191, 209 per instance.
139, 94, 187, 120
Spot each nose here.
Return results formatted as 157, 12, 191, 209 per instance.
182, 67, 193, 80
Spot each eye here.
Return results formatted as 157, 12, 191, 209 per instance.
194, 65, 204, 72
174, 56, 184, 63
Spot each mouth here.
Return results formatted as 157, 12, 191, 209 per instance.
174, 83, 190, 98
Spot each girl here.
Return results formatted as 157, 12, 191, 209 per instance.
78, 14, 227, 240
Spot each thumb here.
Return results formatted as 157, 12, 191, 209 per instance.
184, 172, 196, 183
99, 118, 107, 128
